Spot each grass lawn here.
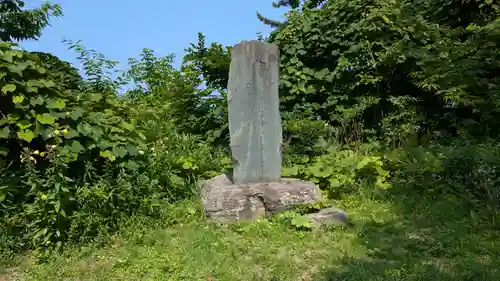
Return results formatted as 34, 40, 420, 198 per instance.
2, 188, 499, 281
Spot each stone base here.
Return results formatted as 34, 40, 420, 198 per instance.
201, 174, 323, 223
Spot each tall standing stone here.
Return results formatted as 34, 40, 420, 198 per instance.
200, 39, 346, 226
227, 40, 282, 184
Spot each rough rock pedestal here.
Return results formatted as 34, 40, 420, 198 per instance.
202, 173, 322, 222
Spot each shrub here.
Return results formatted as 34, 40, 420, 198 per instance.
283, 144, 391, 198
385, 140, 500, 216
144, 132, 231, 200
282, 118, 335, 163
0, 42, 234, 250
0, 42, 153, 249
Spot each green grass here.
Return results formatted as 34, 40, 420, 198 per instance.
2, 188, 499, 281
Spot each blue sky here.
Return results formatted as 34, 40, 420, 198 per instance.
21, 0, 287, 73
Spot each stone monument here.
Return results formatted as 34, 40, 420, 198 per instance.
227, 40, 282, 184
201, 40, 348, 225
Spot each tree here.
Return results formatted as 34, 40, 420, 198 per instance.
0, 0, 62, 42
181, 33, 236, 144
30, 51, 83, 90
256, 0, 500, 144
182, 32, 231, 91
256, 0, 326, 28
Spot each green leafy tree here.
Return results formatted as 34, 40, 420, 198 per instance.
0, 0, 62, 42
260, 0, 500, 144
182, 32, 231, 91
123, 48, 217, 141
256, 0, 326, 28
30, 51, 83, 90
63, 38, 126, 94
412, 0, 499, 28
181, 33, 232, 144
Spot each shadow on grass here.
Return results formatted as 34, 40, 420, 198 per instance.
315, 185, 500, 281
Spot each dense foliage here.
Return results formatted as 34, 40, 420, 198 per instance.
0, 0, 62, 42
0, 0, 499, 253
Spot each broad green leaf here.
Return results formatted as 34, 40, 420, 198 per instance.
98, 140, 114, 149
69, 107, 85, 120
7, 65, 23, 76
2, 51, 13, 63
38, 79, 55, 88
120, 122, 134, 131
112, 146, 127, 158
2, 84, 16, 94
14, 61, 30, 72
100, 150, 116, 161
285, 66, 296, 74
24, 84, 38, 93
52, 112, 66, 119
17, 129, 35, 142
15, 120, 32, 130
54, 100, 65, 109
90, 93, 103, 102
26, 79, 44, 88
30, 96, 44, 106
291, 215, 312, 228
64, 129, 79, 139
54, 201, 66, 216
91, 126, 103, 140
12, 95, 24, 104
40, 127, 53, 140
0, 127, 9, 138
126, 144, 139, 156
282, 166, 299, 176
77, 122, 92, 136
46, 99, 66, 109
69, 141, 84, 153
110, 126, 124, 133
314, 68, 330, 80
182, 162, 193, 169
124, 160, 140, 170
170, 174, 185, 186
36, 113, 55, 125
109, 134, 126, 142
356, 157, 370, 170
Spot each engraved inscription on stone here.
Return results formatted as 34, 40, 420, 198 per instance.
227, 40, 282, 184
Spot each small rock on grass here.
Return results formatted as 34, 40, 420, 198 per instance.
306, 207, 349, 229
